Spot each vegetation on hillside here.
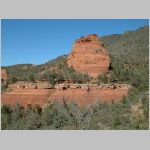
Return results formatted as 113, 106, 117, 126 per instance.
2, 55, 68, 82
101, 26, 149, 91
2, 54, 91, 85
1, 26, 149, 130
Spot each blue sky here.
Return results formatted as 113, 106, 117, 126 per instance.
1, 19, 149, 66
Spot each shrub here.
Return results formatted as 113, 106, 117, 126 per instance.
27, 73, 35, 82
7, 76, 18, 84
68, 72, 90, 83
97, 74, 109, 84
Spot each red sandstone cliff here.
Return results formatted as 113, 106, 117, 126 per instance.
2, 86, 129, 107
67, 34, 111, 77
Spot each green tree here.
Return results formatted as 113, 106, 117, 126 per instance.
9, 103, 25, 130
1, 105, 11, 130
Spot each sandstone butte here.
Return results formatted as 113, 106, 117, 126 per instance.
1, 69, 8, 80
67, 34, 111, 77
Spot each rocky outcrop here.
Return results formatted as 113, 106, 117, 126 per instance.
8, 81, 54, 89
54, 83, 131, 90
7, 81, 131, 90
1, 69, 8, 80
67, 34, 111, 77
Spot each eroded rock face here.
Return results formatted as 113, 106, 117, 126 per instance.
2, 84, 130, 107
1, 87, 129, 107
1, 69, 8, 80
1, 89, 50, 108
67, 34, 111, 77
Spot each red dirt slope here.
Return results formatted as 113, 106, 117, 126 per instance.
2, 86, 129, 107
2, 89, 52, 108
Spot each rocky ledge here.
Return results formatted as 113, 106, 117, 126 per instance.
7, 81, 131, 91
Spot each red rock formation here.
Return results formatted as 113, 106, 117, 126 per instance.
1, 89, 50, 108
48, 88, 129, 106
2, 84, 130, 107
67, 34, 111, 77
1, 69, 8, 80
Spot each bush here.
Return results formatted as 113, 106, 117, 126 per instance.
1, 84, 8, 93
7, 76, 18, 84
27, 73, 35, 82
109, 70, 117, 82
68, 72, 90, 84
97, 74, 109, 84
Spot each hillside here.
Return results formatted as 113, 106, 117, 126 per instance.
101, 26, 149, 64
2, 55, 68, 81
2, 26, 149, 88
1, 26, 149, 130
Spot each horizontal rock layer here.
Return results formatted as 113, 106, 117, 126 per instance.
7, 82, 130, 90
2, 84, 129, 107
